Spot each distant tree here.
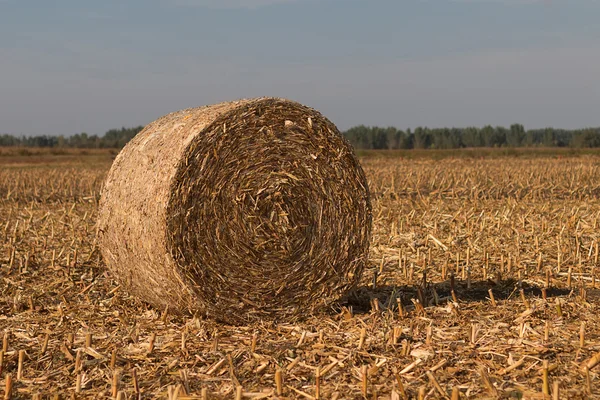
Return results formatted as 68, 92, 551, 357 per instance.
385, 127, 398, 150
448, 128, 463, 148
430, 128, 444, 149
571, 128, 600, 148
542, 128, 555, 147
371, 127, 388, 150
103, 126, 144, 148
462, 127, 482, 147
413, 127, 430, 149
492, 126, 508, 147
344, 125, 371, 149
507, 124, 525, 147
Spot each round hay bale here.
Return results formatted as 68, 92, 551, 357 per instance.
98, 97, 372, 324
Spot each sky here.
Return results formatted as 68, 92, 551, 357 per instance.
0, 0, 599, 136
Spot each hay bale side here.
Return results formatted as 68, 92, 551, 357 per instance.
98, 98, 371, 324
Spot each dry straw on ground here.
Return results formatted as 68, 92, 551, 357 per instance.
97, 98, 372, 324
1, 154, 600, 397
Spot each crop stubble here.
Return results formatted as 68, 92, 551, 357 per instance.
1, 154, 600, 398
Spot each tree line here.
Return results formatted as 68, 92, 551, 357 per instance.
0, 126, 144, 149
344, 124, 600, 149
1, 124, 600, 149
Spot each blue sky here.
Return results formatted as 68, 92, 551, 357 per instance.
1, 0, 598, 136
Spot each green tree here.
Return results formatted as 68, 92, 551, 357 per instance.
507, 124, 525, 147
571, 129, 600, 148
413, 127, 430, 149
462, 127, 482, 147
542, 128, 555, 147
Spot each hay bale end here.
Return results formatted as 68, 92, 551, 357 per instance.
98, 98, 371, 324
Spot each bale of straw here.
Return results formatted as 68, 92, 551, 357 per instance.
97, 98, 372, 324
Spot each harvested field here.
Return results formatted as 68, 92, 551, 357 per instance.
1, 151, 600, 398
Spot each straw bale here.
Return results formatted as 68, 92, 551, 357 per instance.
97, 98, 372, 324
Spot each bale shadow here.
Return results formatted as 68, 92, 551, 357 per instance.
337, 277, 591, 315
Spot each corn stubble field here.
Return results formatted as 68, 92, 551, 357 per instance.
1, 150, 600, 399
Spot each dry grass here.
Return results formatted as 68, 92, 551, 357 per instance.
0, 147, 116, 167
1, 153, 600, 398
